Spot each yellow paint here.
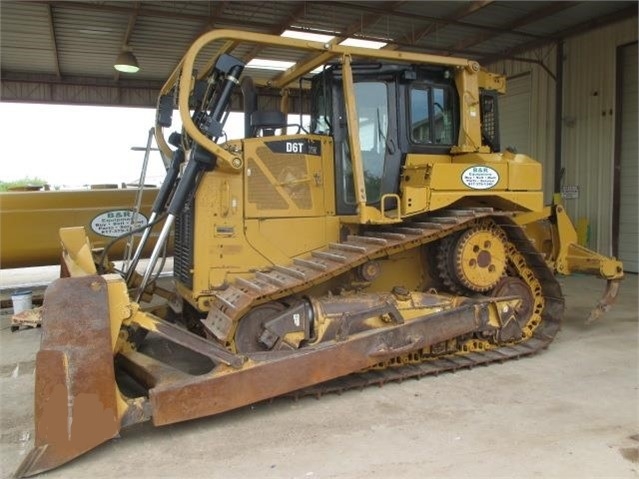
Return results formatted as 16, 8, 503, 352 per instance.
104, 274, 135, 350
576, 217, 589, 246
59, 227, 98, 276
397, 151, 544, 217
478, 70, 506, 94
452, 65, 487, 154
362, 249, 427, 293
454, 229, 507, 290
242, 134, 330, 218
507, 157, 542, 191
257, 217, 340, 259
341, 55, 367, 214
0, 188, 161, 268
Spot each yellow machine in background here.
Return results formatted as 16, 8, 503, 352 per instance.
0, 187, 164, 269
16, 29, 623, 477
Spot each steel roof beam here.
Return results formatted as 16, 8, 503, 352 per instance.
400, 0, 494, 46
385, 0, 493, 51
46, 4, 61, 78
166, 2, 231, 85
41, 1, 283, 31
481, 3, 639, 64
272, 1, 405, 88
240, 3, 309, 64
327, 1, 544, 39
446, 1, 578, 55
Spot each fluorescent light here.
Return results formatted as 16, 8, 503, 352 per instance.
247, 59, 295, 71
281, 29, 335, 43
339, 38, 387, 49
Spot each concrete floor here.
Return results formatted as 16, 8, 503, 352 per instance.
0, 272, 637, 479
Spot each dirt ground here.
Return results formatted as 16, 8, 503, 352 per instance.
0, 272, 637, 479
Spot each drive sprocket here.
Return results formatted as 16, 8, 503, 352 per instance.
437, 224, 508, 293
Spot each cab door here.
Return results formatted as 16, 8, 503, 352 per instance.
333, 79, 401, 216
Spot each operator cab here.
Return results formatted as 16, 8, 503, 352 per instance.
309, 63, 459, 215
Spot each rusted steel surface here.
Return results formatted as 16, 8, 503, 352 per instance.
289, 216, 565, 398
15, 276, 121, 478
138, 313, 244, 368
126, 302, 483, 426
586, 279, 622, 324
133, 215, 564, 423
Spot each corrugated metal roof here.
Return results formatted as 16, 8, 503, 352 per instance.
1, 0, 636, 105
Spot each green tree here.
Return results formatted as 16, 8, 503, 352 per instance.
0, 177, 47, 192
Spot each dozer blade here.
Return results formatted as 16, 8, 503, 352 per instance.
15, 276, 121, 478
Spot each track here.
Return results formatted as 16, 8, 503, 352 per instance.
293, 216, 564, 398
206, 208, 511, 327
202, 208, 565, 399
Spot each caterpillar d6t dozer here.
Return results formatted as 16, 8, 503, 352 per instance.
16, 29, 624, 477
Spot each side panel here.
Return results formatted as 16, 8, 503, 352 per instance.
399, 152, 544, 215
243, 135, 334, 218
254, 216, 341, 260
185, 172, 270, 300
176, 135, 337, 308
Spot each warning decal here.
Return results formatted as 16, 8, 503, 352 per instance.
90, 210, 148, 238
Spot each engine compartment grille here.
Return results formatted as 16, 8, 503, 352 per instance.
173, 198, 194, 289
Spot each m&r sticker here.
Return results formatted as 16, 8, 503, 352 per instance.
461, 166, 500, 190
91, 210, 147, 237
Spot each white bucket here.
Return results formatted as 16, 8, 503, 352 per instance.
11, 290, 33, 314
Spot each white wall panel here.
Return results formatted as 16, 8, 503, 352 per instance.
486, 45, 557, 204
488, 17, 638, 255
618, 42, 638, 272
499, 73, 531, 156
561, 18, 637, 255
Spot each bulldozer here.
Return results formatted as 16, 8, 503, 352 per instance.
15, 29, 624, 477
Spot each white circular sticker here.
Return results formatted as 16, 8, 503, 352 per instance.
461, 166, 500, 190
91, 210, 148, 237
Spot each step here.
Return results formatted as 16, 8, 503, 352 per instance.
312, 250, 348, 263
329, 242, 368, 253
213, 286, 253, 312
274, 264, 308, 280
428, 216, 461, 224
293, 257, 328, 271
409, 221, 445, 230
346, 234, 388, 246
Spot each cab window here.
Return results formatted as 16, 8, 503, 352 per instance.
410, 85, 454, 145
341, 81, 388, 205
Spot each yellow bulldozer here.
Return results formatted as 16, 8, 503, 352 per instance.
16, 29, 624, 477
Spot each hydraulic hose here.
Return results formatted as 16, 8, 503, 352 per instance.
125, 148, 185, 284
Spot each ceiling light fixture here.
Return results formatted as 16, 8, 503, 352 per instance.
114, 47, 139, 73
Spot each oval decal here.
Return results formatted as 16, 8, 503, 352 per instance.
461, 166, 500, 190
90, 210, 148, 237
